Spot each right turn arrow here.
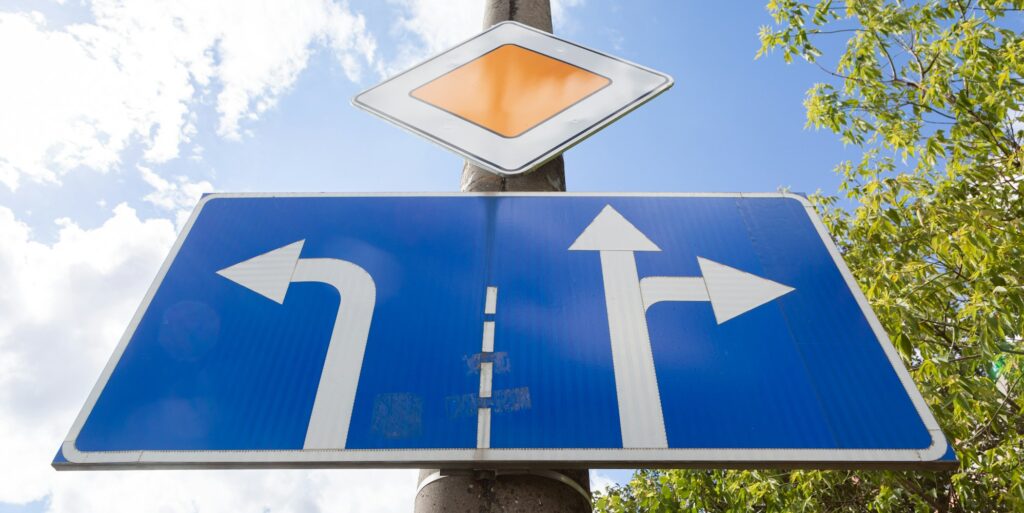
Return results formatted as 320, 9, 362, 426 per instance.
641, 257, 794, 324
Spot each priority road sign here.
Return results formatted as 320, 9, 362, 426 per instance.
353, 22, 672, 176
55, 193, 954, 470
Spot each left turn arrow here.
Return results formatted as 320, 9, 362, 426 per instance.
218, 240, 377, 450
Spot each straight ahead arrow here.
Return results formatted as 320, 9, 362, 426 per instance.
570, 205, 795, 449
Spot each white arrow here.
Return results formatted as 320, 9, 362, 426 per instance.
217, 240, 376, 450
570, 205, 794, 448
640, 258, 795, 323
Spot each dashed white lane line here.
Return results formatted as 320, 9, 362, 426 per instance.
477, 286, 497, 449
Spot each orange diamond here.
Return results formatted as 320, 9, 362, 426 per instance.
411, 44, 611, 138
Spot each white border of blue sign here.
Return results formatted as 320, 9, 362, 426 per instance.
56, 192, 952, 470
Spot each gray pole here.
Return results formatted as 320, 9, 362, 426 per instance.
414, 1, 590, 511
457, 0, 566, 194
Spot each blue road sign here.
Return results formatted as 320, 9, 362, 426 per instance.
55, 193, 954, 469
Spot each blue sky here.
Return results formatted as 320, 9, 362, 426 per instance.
0, 1, 860, 511
0, 1, 855, 242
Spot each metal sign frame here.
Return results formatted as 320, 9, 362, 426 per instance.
56, 192, 953, 471
352, 22, 673, 176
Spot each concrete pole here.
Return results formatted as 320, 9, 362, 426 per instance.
458, 0, 566, 193
414, 1, 590, 511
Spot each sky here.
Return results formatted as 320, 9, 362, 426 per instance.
0, 1, 857, 512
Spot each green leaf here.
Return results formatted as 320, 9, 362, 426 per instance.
598, 2, 1024, 511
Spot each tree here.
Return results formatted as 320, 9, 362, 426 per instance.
595, 1, 1023, 511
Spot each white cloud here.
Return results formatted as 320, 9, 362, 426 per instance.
589, 470, 617, 494
0, 203, 418, 511
44, 468, 416, 513
386, 0, 482, 73
384, 0, 584, 75
0, 2, 601, 510
0, 0, 376, 190
552, 0, 585, 29
0, 203, 178, 503
137, 165, 213, 228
